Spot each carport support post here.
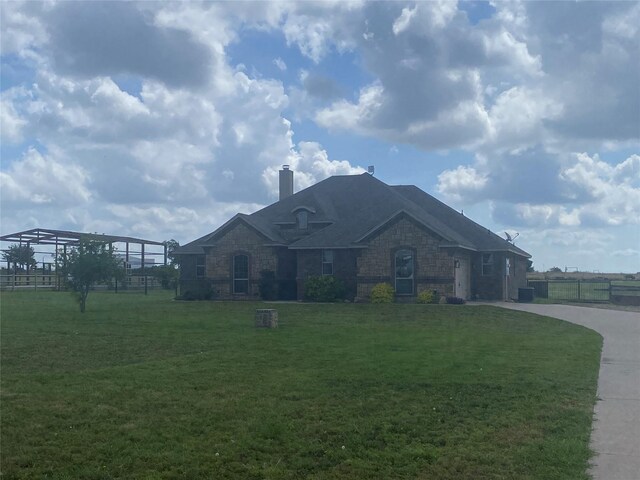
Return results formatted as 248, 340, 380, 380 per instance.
125, 242, 130, 289
54, 237, 61, 291
110, 243, 118, 294
141, 243, 147, 295
62, 244, 67, 291
25, 242, 30, 286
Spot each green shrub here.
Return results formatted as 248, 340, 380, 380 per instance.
150, 265, 179, 290
304, 275, 346, 302
370, 283, 395, 303
259, 270, 278, 300
417, 290, 435, 304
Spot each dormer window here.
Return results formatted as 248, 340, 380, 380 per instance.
296, 210, 308, 229
292, 206, 315, 230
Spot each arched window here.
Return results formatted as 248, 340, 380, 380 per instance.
233, 254, 249, 294
395, 249, 414, 295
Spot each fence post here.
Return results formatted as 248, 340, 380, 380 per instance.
578, 280, 581, 301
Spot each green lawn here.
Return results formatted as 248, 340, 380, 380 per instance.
1, 291, 602, 479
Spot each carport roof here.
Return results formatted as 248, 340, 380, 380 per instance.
0, 228, 165, 247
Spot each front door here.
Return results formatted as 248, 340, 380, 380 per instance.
455, 257, 469, 300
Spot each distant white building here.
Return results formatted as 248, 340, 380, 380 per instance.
115, 254, 155, 270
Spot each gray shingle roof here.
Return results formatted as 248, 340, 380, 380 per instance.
175, 173, 530, 257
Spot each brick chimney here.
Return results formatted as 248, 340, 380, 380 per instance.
279, 165, 293, 200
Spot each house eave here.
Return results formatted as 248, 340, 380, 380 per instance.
439, 244, 477, 252
480, 248, 532, 258
288, 245, 368, 250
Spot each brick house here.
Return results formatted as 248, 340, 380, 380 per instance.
176, 167, 531, 301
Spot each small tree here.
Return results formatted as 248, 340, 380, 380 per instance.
2, 244, 37, 271
58, 240, 125, 313
150, 265, 179, 290
155, 239, 181, 294
163, 239, 180, 266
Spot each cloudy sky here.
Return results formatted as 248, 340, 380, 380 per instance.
1, 1, 638, 272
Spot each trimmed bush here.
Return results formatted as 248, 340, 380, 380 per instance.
446, 296, 466, 305
304, 275, 346, 302
417, 290, 436, 304
371, 283, 395, 303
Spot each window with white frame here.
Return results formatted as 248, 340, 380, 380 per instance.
233, 254, 249, 294
395, 249, 414, 295
322, 249, 333, 275
196, 255, 206, 278
482, 254, 494, 276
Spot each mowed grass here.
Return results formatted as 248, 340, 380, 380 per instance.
1, 291, 602, 479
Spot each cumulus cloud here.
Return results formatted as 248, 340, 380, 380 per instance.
0, 1, 48, 55
273, 57, 287, 71
442, 152, 640, 228
45, 1, 213, 88
436, 165, 488, 203
0, 2, 367, 243
280, 2, 362, 63
262, 141, 366, 196
0, 92, 28, 143
1, 0, 638, 253
1, 147, 91, 207
304, 2, 545, 150
519, 2, 640, 142
286, 1, 638, 233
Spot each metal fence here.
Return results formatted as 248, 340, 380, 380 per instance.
528, 279, 640, 304
0, 274, 162, 292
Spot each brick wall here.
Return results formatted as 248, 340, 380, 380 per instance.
471, 252, 503, 300
510, 255, 529, 300
296, 249, 358, 300
206, 222, 277, 299
179, 254, 208, 295
356, 216, 455, 300
470, 252, 530, 300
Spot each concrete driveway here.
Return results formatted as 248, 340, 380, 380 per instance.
495, 303, 640, 480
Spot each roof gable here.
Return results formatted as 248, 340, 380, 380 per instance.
391, 185, 530, 257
